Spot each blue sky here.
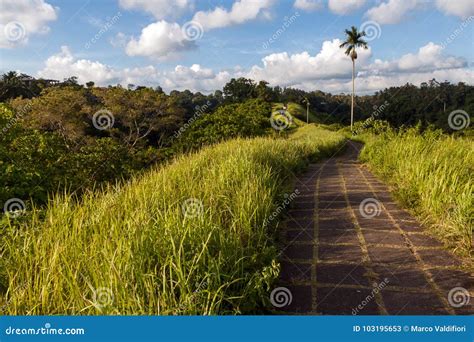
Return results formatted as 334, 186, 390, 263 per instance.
0, 0, 473, 93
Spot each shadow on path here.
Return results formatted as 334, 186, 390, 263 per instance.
273, 141, 473, 315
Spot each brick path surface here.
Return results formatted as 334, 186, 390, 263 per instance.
275, 141, 473, 315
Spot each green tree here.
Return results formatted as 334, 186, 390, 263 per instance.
256, 80, 276, 102
0, 71, 40, 101
176, 99, 271, 150
96, 86, 185, 147
11, 86, 97, 141
223, 78, 256, 103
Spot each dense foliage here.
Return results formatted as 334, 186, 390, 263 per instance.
175, 99, 272, 150
357, 80, 474, 132
0, 126, 345, 314
0, 69, 472, 315
1, 71, 472, 210
0, 90, 273, 206
1, 102, 153, 206
2, 71, 472, 131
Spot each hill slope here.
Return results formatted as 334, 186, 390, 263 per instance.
0, 125, 345, 315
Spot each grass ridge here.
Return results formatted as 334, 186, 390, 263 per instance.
0, 125, 345, 315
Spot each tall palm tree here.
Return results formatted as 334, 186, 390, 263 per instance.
339, 26, 368, 132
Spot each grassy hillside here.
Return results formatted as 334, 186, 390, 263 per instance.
272, 102, 344, 131
0, 125, 345, 315
272, 102, 316, 126
359, 128, 473, 257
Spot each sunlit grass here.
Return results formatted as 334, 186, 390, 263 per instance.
359, 128, 473, 257
272, 102, 315, 126
0, 125, 345, 315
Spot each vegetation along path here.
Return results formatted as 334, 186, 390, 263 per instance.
276, 141, 473, 315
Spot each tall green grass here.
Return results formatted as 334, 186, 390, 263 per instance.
0, 125, 344, 314
359, 128, 473, 256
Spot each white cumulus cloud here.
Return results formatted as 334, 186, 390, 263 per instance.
124, 0, 277, 59
36, 46, 229, 92
37, 46, 161, 85
0, 0, 58, 48
192, 0, 275, 30
161, 64, 232, 93
242, 40, 471, 93
246, 39, 372, 85
365, 0, 423, 25
118, 0, 192, 19
328, 0, 366, 15
125, 20, 196, 60
368, 42, 467, 75
293, 0, 324, 12
36, 40, 473, 95
435, 0, 474, 19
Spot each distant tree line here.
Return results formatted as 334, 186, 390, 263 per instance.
3, 71, 471, 130
0, 71, 472, 207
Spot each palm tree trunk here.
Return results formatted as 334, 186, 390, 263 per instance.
351, 58, 355, 132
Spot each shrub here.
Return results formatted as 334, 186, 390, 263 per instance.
176, 99, 272, 150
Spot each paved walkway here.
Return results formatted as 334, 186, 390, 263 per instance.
275, 141, 473, 315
